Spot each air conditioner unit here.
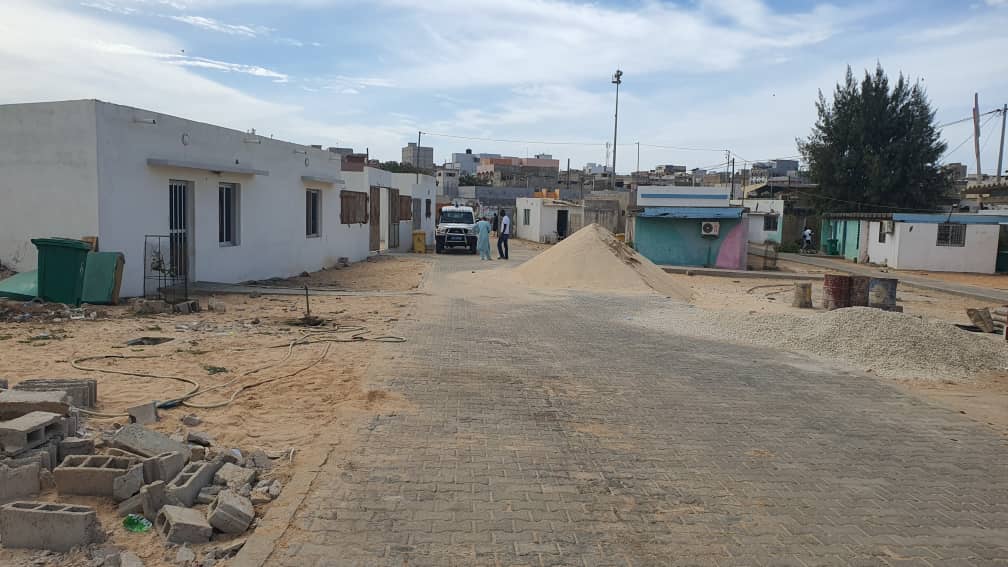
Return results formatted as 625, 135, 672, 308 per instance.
700, 221, 720, 237
882, 220, 895, 234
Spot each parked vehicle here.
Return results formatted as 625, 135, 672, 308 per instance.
435, 206, 477, 254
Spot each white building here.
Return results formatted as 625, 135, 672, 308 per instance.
865, 214, 1007, 274
0, 100, 434, 298
730, 198, 784, 244
515, 197, 584, 243
434, 165, 460, 197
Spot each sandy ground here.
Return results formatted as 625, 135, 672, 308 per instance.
779, 258, 1008, 291
251, 254, 429, 292
0, 258, 425, 566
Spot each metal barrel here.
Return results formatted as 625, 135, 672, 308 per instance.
868, 277, 898, 308
849, 276, 871, 307
822, 274, 851, 310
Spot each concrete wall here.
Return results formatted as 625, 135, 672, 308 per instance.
893, 222, 998, 273
515, 198, 582, 243
584, 200, 621, 234
866, 221, 898, 267
732, 199, 783, 244
636, 186, 728, 208
92, 101, 364, 297
633, 216, 748, 269
0, 100, 100, 272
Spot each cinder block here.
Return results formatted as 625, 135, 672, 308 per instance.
0, 411, 65, 456
58, 437, 95, 462
0, 390, 71, 420
54, 454, 139, 497
155, 505, 211, 544
141, 451, 186, 484
196, 485, 221, 505
117, 492, 143, 517
112, 464, 144, 502
214, 463, 257, 488
12, 379, 96, 408
127, 402, 158, 425
207, 489, 254, 534
166, 460, 223, 507
140, 480, 166, 522
0, 501, 104, 551
111, 424, 190, 460
4, 441, 57, 471
0, 462, 40, 502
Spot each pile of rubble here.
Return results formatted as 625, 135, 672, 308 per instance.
0, 379, 283, 565
0, 299, 107, 323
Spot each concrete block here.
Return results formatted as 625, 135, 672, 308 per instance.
12, 379, 96, 408
58, 437, 95, 462
166, 459, 223, 507
112, 464, 144, 501
207, 490, 254, 534
140, 480, 166, 522
0, 411, 64, 456
64, 408, 81, 438
214, 463, 257, 488
187, 430, 213, 447
54, 454, 139, 497
119, 551, 144, 567
111, 424, 190, 460
0, 390, 71, 420
196, 485, 221, 505
0, 501, 104, 551
141, 451, 186, 484
190, 446, 206, 461
247, 449, 272, 470
117, 492, 143, 516
155, 505, 211, 544
0, 462, 40, 502
4, 442, 56, 471
105, 447, 145, 459
127, 402, 158, 425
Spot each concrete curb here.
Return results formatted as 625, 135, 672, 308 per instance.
190, 282, 427, 297
230, 449, 330, 567
661, 266, 823, 281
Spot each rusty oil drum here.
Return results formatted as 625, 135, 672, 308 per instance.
822, 274, 851, 310
849, 276, 871, 307
868, 277, 898, 309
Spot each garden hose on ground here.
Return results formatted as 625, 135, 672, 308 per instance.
69, 325, 406, 418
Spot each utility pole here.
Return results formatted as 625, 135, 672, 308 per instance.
635, 141, 640, 185
998, 104, 1007, 183
611, 69, 623, 190
725, 150, 731, 191
973, 94, 982, 179
416, 131, 422, 183
730, 158, 736, 200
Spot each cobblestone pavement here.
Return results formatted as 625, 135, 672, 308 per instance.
269, 247, 1008, 566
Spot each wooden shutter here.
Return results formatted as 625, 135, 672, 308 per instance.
399, 196, 413, 221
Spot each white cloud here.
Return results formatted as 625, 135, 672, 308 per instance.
92, 41, 288, 81
80, 1, 139, 15
167, 14, 271, 37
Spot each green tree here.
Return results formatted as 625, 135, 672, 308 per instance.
798, 64, 950, 212
459, 174, 488, 186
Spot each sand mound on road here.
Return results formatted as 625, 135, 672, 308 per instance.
509, 224, 691, 300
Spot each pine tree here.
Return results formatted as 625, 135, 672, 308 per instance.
798, 65, 950, 212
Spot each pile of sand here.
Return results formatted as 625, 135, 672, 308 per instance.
508, 224, 691, 300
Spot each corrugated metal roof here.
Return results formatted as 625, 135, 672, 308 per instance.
893, 213, 1008, 224
637, 207, 744, 219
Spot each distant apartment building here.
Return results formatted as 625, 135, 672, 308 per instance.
402, 142, 434, 170
583, 163, 609, 175
451, 149, 501, 175
654, 164, 686, 175
435, 164, 460, 197
477, 155, 560, 188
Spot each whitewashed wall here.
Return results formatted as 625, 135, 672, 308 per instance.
892, 222, 997, 273
0, 100, 100, 272
92, 101, 365, 297
866, 222, 899, 267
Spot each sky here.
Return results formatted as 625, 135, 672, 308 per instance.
1, 0, 1007, 175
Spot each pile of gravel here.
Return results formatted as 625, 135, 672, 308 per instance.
632, 305, 1008, 381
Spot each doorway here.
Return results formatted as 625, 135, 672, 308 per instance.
168, 180, 193, 280
556, 209, 569, 239
369, 186, 381, 252
997, 225, 1008, 273
388, 188, 400, 250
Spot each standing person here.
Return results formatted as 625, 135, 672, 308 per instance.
491, 212, 499, 236
497, 211, 511, 259
475, 216, 492, 260
801, 226, 814, 253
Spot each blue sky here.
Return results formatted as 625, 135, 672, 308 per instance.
2, 0, 1007, 174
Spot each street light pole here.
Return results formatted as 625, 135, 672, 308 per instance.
611, 69, 622, 190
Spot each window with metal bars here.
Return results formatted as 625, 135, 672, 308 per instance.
218, 183, 239, 245
762, 215, 778, 231
936, 223, 965, 247
306, 189, 321, 237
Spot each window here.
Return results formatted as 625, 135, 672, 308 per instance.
340, 190, 368, 224
425, 199, 432, 218
936, 223, 966, 247
306, 189, 321, 237
399, 195, 413, 221
878, 228, 886, 243
762, 214, 778, 231
523, 208, 531, 225
218, 183, 239, 245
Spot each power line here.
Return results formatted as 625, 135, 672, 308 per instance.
936, 108, 1002, 129
420, 131, 607, 147
942, 112, 998, 161
637, 143, 725, 152
786, 187, 948, 213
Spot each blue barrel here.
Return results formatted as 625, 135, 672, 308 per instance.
868, 277, 898, 308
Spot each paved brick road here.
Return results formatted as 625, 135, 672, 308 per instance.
268, 248, 1008, 567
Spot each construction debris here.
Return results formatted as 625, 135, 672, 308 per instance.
0, 501, 104, 551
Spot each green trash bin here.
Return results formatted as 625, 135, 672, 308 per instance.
31, 238, 92, 305
826, 238, 840, 256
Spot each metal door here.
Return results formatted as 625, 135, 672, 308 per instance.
556, 209, 569, 238
168, 181, 192, 280
412, 198, 422, 230
369, 186, 381, 251
388, 188, 400, 249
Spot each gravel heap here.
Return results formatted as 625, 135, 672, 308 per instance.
632, 305, 1008, 381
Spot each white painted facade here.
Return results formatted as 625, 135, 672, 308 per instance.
515, 197, 583, 243
866, 220, 999, 273
730, 198, 783, 244
0, 100, 434, 297
637, 186, 729, 208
